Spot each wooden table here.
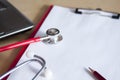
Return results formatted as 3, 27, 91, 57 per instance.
0, 0, 120, 76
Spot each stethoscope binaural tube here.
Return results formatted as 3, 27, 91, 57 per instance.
0, 55, 46, 80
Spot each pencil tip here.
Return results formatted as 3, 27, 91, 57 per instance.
88, 67, 94, 73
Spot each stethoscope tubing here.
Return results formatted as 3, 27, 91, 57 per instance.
0, 55, 46, 80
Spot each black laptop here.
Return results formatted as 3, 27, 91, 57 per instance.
0, 0, 34, 39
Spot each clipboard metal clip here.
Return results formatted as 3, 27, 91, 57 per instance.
0, 55, 46, 80
75, 8, 120, 19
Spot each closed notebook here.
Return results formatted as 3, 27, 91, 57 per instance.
5, 5, 120, 80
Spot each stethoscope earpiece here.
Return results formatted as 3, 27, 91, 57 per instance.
41, 68, 53, 79
26, 51, 35, 58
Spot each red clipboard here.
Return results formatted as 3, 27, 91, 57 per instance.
3, 5, 120, 80
3, 5, 53, 80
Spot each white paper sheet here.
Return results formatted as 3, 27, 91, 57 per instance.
7, 6, 120, 80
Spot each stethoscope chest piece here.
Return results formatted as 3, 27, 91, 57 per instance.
43, 28, 63, 44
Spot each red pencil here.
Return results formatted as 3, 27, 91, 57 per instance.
89, 67, 106, 80
0, 37, 41, 52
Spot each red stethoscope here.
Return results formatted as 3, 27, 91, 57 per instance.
0, 28, 63, 52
